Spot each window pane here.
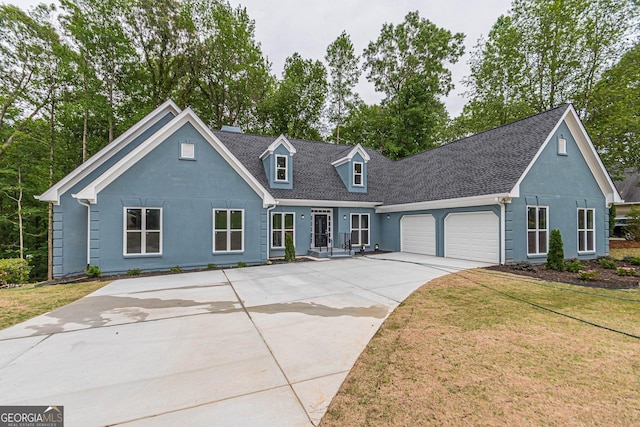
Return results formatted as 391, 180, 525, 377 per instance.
127, 232, 142, 254
578, 230, 585, 252
146, 232, 160, 253
354, 163, 362, 173
273, 231, 282, 248
587, 231, 594, 251
127, 209, 142, 231
354, 175, 362, 185
538, 231, 547, 253
528, 208, 535, 230
351, 230, 359, 245
578, 209, 585, 229
587, 210, 594, 229
146, 209, 161, 230
538, 208, 546, 230
528, 231, 536, 254
352, 215, 359, 229
215, 210, 227, 230
361, 215, 369, 229
230, 210, 242, 229
230, 230, 242, 250
284, 213, 294, 229
277, 168, 286, 180
277, 156, 286, 168
362, 230, 369, 245
272, 213, 282, 229
215, 231, 227, 251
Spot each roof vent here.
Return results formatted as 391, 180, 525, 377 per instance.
221, 125, 243, 133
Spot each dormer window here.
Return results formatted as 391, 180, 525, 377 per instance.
275, 155, 288, 181
353, 162, 363, 186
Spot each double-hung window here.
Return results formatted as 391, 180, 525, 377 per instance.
275, 155, 287, 181
124, 208, 162, 255
527, 206, 548, 255
353, 162, 363, 186
213, 209, 243, 252
351, 214, 369, 246
578, 208, 595, 252
272, 212, 294, 248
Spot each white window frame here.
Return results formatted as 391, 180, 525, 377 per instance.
271, 212, 295, 248
527, 206, 548, 256
213, 209, 244, 253
123, 207, 163, 256
180, 142, 195, 159
353, 162, 363, 187
275, 154, 288, 182
558, 137, 567, 155
577, 208, 595, 253
350, 213, 370, 247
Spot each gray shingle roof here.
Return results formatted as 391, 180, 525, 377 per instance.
615, 169, 640, 203
213, 105, 569, 206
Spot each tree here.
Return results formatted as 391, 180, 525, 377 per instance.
609, 204, 617, 237
459, 0, 639, 135
363, 11, 465, 157
325, 31, 360, 143
284, 233, 295, 262
259, 53, 327, 140
546, 229, 565, 271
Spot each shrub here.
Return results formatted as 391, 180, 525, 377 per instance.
0, 258, 31, 285
85, 265, 102, 278
578, 269, 599, 281
127, 268, 142, 276
512, 261, 536, 272
599, 257, 617, 269
627, 205, 640, 241
285, 233, 296, 263
206, 263, 216, 270
609, 204, 616, 236
236, 261, 247, 268
623, 256, 640, 266
565, 259, 583, 273
617, 267, 637, 276
169, 265, 183, 273
546, 229, 565, 271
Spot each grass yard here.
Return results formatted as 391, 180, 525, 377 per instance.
0, 281, 108, 330
610, 247, 640, 260
321, 269, 640, 426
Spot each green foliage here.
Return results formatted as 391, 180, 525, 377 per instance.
206, 263, 216, 270
85, 265, 102, 277
617, 267, 637, 276
546, 229, 565, 271
284, 233, 295, 263
236, 261, 247, 268
609, 204, 616, 236
626, 205, 640, 241
0, 258, 31, 285
169, 265, 182, 273
565, 259, 584, 273
623, 256, 640, 266
598, 257, 617, 269
126, 268, 141, 276
578, 269, 599, 281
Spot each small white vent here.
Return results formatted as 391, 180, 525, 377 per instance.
558, 137, 567, 155
181, 142, 195, 159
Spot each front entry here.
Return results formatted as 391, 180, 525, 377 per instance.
311, 209, 332, 248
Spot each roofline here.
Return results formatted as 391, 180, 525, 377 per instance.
375, 193, 511, 213
73, 108, 276, 207
331, 144, 371, 167
36, 100, 182, 204
276, 199, 382, 208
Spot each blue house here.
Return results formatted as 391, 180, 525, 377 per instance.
37, 101, 621, 277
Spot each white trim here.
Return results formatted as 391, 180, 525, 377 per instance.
259, 134, 296, 160
311, 209, 332, 248
123, 207, 163, 256
213, 208, 244, 253
73, 108, 276, 207
271, 212, 295, 248
558, 136, 567, 155
277, 199, 381, 208
331, 144, 371, 167
526, 205, 549, 256
577, 207, 596, 253
511, 105, 622, 204
37, 100, 181, 204
376, 193, 509, 213
353, 162, 364, 187
350, 213, 370, 247
275, 154, 288, 182
500, 202, 506, 264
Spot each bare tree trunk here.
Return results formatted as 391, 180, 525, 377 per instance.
47, 100, 55, 280
17, 167, 24, 260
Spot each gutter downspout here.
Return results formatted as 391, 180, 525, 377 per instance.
76, 199, 91, 269
498, 197, 512, 265
266, 203, 277, 260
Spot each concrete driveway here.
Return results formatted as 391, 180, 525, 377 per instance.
0, 253, 488, 426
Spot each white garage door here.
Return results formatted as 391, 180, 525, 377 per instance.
445, 212, 499, 263
401, 215, 436, 255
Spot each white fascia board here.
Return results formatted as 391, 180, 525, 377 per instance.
375, 193, 511, 213
510, 105, 622, 204
37, 100, 181, 204
276, 199, 382, 208
331, 144, 371, 167
74, 108, 276, 207
259, 134, 296, 160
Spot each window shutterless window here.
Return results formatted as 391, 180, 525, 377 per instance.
353, 162, 363, 186
124, 208, 162, 255
527, 206, 548, 255
350, 213, 369, 246
272, 212, 294, 248
578, 208, 595, 252
213, 209, 243, 252
275, 155, 287, 181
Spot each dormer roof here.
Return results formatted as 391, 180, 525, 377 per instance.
259, 135, 296, 160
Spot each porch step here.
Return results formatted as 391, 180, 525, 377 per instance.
307, 249, 353, 259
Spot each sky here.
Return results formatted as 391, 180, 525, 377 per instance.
8, 0, 513, 117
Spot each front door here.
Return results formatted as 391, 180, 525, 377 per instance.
314, 214, 328, 247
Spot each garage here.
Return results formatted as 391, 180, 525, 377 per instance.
445, 212, 499, 263
401, 214, 436, 255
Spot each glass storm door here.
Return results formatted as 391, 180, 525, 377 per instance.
314, 214, 328, 247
